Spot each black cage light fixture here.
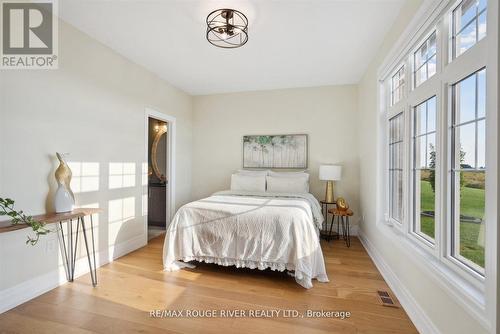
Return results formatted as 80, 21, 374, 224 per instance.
206, 9, 248, 48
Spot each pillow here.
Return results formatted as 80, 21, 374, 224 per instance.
266, 175, 309, 193
237, 169, 269, 176
231, 174, 266, 192
268, 170, 310, 181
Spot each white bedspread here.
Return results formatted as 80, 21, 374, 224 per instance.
162, 190, 329, 288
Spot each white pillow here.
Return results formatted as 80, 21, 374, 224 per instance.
237, 169, 269, 176
268, 170, 310, 181
266, 175, 309, 193
231, 174, 266, 192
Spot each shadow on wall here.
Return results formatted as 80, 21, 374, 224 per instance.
13, 159, 151, 295
44, 154, 59, 213
65, 161, 148, 262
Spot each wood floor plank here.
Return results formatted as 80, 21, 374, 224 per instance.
0, 236, 418, 334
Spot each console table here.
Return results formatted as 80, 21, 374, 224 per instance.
0, 208, 101, 286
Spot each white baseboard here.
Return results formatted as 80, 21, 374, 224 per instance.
358, 229, 440, 334
0, 234, 146, 314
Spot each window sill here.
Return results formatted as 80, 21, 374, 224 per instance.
377, 220, 490, 330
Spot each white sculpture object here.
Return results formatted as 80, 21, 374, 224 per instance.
54, 152, 75, 213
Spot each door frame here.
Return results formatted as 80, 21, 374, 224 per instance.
144, 107, 176, 242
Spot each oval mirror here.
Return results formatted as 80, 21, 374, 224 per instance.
151, 123, 167, 183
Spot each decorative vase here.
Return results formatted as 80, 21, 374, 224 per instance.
55, 183, 74, 213
54, 152, 75, 213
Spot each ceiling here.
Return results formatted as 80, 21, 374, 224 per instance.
60, 0, 405, 95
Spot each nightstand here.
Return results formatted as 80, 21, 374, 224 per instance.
328, 208, 353, 247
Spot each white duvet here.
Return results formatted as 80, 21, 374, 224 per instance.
162, 190, 329, 288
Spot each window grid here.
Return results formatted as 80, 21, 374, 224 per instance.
391, 66, 405, 106
382, 0, 491, 285
452, 0, 487, 59
450, 69, 486, 274
389, 113, 404, 224
413, 31, 437, 88
412, 97, 437, 243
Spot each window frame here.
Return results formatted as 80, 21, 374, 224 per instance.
410, 96, 439, 246
383, 1, 490, 283
391, 65, 406, 106
450, 0, 487, 60
449, 68, 487, 276
385, 63, 410, 230
388, 111, 405, 225
412, 30, 438, 89
407, 50, 443, 252
377, 0, 497, 325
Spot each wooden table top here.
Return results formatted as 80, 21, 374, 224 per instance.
0, 208, 102, 234
328, 208, 354, 216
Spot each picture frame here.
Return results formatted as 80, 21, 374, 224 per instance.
242, 134, 308, 169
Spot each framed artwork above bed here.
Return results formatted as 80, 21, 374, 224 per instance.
243, 134, 308, 169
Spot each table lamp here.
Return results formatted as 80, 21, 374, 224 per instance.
319, 165, 342, 203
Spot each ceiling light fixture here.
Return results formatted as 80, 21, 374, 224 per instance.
206, 9, 248, 48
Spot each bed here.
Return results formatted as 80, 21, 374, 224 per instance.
162, 190, 329, 288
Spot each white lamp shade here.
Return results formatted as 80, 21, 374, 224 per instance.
319, 165, 342, 181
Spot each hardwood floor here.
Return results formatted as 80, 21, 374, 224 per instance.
0, 236, 418, 334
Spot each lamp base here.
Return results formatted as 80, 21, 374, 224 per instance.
325, 181, 335, 203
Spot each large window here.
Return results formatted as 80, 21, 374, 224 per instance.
389, 113, 404, 223
451, 69, 486, 272
412, 97, 437, 242
391, 66, 405, 105
452, 0, 487, 59
380, 0, 496, 325
413, 31, 437, 87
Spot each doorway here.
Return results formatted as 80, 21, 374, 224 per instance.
145, 108, 176, 243
147, 117, 167, 240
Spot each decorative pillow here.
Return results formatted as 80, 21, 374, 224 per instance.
268, 170, 310, 181
231, 174, 266, 192
266, 175, 309, 193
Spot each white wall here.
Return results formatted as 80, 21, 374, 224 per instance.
357, 1, 490, 333
1, 2, 495, 331
192, 85, 360, 228
0, 19, 193, 310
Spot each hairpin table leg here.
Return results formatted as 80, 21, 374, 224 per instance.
339, 215, 351, 247
71, 219, 80, 280
81, 216, 97, 287
58, 221, 70, 281
90, 214, 97, 286
328, 214, 335, 241
68, 219, 73, 281
336, 215, 340, 240
345, 216, 351, 248
339, 216, 345, 241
